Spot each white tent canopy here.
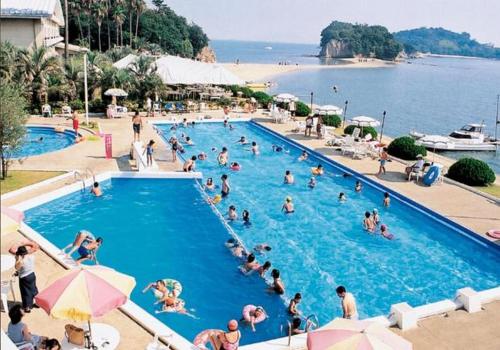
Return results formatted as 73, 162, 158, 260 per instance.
112, 54, 244, 86
314, 104, 343, 115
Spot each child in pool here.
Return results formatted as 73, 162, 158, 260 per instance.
380, 224, 394, 240
338, 192, 346, 202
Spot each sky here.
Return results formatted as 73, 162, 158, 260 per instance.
159, 0, 500, 46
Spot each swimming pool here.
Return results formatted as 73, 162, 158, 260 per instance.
154, 121, 500, 321
23, 177, 287, 345
8, 126, 75, 158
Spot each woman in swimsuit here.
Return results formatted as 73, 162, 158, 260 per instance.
221, 174, 230, 197
218, 320, 241, 350
282, 196, 294, 213
205, 177, 215, 191
363, 211, 375, 232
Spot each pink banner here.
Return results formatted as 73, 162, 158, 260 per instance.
104, 134, 112, 159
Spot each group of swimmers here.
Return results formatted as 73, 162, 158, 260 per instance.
362, 192, 394, 239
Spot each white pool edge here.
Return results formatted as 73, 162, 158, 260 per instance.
8, 171, 500, 349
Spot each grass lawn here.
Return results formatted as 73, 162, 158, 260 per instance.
1, 170, 65, 194
476, 184, 500, 199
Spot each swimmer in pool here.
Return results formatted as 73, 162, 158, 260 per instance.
355, 180, 362, 192
170, 123, 178, 131
211, 147, 218, 152
30, 137, 44, 143
272, 144, 289, 153
197, 152, 207, 160
242, 210, 251, 225
242, 253, 260, 273
205, 177, 215, 191
254, 244, 271, 254
308, 177, 316, 189
191, 121, 196, 127
223, 120, 228, 128
258, 261, 271, 277
288, 293, 302, 316
282, 196, 294, 213
380, 224, 394, 240
338, 192, 347, 202
225, 238, 247, 259
227, 205, 238, 221
298, 150, 308, 161
383, 192, 390, 207
236, 136, 248, 145
363, 211, 375, 233
229, 124, 235, 130
218, 147, 229, 166
270, 269, 285, 294
90, 182, 102, 197
251, 141, 259, 155
182, 118, 188, 128
284, 170, 294, 184
372, 209, 380, 225
230, 162, 240, 171
184, 136, 194, 145
221, 174, 230, 197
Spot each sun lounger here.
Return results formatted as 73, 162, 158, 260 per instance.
61, 106, 72, 118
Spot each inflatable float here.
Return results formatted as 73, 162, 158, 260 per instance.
230, 163, 241, 171
242, 305, 266, 324
161, 298, 186, 313
486, 229, 500, 239
152, 279, 183, 299
423, 165, 441, 186
193, 329, 223, 350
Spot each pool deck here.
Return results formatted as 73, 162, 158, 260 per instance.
1, 111, 499, 349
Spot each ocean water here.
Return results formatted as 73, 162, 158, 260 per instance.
9, 126, 75, 159
212, 40, 500, 173
156, 121, 500, 322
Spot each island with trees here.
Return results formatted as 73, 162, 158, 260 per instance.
319, 21, 402, 61
393, 27, 500, 59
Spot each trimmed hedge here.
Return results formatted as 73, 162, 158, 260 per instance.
446, 158, 496, 186
295, 101, 311, 117
344, 125, 378, 139
251, 91, 272, 107
322, 114, 342, 128
387, 136, 427, 160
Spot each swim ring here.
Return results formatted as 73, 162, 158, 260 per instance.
162, 298, 186, 313
242, 304, 266, 324
9, 241, 39, 255
193, 329, 223, 350
230, 164, 241, 171
152, 279, 183, 299
486, 229, 500, 239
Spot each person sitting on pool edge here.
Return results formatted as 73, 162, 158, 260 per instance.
284, 170, 294, 184
288, 293, 302, 316
90, 182, 102, 197
270, 269, 285, 294
183, 156, 197, 172
282, 196, 294, 214
363, 211, 375, 233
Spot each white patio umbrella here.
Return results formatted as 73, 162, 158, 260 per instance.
315, 105, 343, 115
349, 116, 380, 137
104, 88, 128, 105
274, 93, 299, 103
417, 135, 449, 162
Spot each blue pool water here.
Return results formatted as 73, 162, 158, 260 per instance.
9, 126, 75, 158
24, 178, 287, 345
24, 121, 500, 345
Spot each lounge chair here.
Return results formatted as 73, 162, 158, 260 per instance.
41, 104, 52, 118
164, 103, 173, 113
408, 165, 424, 181
340, 136, 356, 156
61, 105, 72, 118
175, 102, 187, 113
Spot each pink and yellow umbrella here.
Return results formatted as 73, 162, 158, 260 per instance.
307, 318, 412, 350
35, 266, 135, 322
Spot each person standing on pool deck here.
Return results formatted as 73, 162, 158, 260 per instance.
305, 116, 313, 137
14, 246, 39, 313
143, 140, 155, 167
71, 110, 79, 138
336, 286, 358, 320
183, 156, 197, 172
377, 147, 388, 176
221, 174, 231, 198
171, 137, 179, 162
132, 111, 142, 142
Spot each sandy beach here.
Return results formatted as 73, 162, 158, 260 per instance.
223, 58, 396, 82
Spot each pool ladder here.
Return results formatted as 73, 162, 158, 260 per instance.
283, 314, 319, 347
74, 168, 95, 192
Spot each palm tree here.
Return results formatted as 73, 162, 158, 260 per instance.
94, 0, 108, 51
128, 0, 134, 47
70, 0, 84, 40
134, 0, 146, 45
63, 58, 83, 101
20, 47, 60, 107
113, 5, 126, 47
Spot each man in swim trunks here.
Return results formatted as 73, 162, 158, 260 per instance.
62, 230, 99, 257
305, 116, 313, 137
183, 156, 197, 172
383, 192, 391, 207
236, 136, 248, 145
221, 174, 230, 197
288, 293, 302, 316
363, 211, 375, 232
90, 182, 102, 196
251, 141, 259, 155
132, 111, 142, 142
377, 147, 388, 176
282, 196, 294, 213
258, 261, 271, 277
142, 280, 168, 298
218, 147, 229, 166
336, 286, 358, 320
75, 235, 102, 265
271, 269, 285, 294
284, 170, 294, 184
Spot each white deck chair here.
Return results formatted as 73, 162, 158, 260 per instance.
408, 166, 424, 181
352, 127, 361, 139
1, 280, 15, 312
61, 105, 72, 117
341, 136, 356, 156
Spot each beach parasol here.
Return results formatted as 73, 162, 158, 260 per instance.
349, 116, 380, 137
35, 266, 135, 344
315, 105, 343, 116
274, 93, 298, 103
307, 318, 413, 350
416, 135, 449, 162
104, 88, 128, 105
1, 207, 24, 235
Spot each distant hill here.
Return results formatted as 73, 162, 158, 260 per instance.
319, 21, 402, 60
394, 27, 500, 59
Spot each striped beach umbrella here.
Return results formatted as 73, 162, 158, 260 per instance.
35, 266, 135, 322
307, 318, 412, 350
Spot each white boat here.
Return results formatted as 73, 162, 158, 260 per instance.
264, 46, 273, 50
410, 123, 499, 151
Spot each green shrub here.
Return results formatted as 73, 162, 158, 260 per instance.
239, 87, 253, 98
229, 85, 240, 97
89, 99, 106, 113
387, 136, 427, 160
295, 101, 311, 117
122, 100, 139, 111
217, 97, 232, 107
251, 91, 272, 107
446, 158, 496, 186
69, 99, 84, 111
344, 125, 378, 140
322, 114, 342, 127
